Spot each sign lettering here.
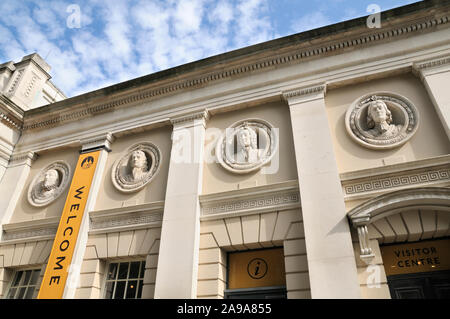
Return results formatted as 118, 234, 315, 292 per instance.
38, 151, 100, 299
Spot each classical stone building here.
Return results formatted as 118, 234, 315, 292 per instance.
0, 1, 449, 299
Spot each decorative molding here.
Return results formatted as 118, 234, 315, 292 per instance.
200, 180, 300, 220
412, 55, 450, 80
2, 227, 57, 242
341, 155, 450, 200
89, 202, 164, 234
413, 56, 450, 71
1, 217, 59, 244
0, 111, 22, 130
344, 168, 449, 196
21, 12, 450, 131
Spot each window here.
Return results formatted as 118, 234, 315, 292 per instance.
104, 261, 145, 299
6, 269, 41, 299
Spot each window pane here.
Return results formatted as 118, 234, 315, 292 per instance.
7, 288, 16, 299
114, 281, 126, 299
107, 263, 118, 280
118, 263, 129, 280
23, 270, 32, 285
126, 280, 137, 299
129, 262, 140, 279
137, 280, 143, 299
17, 287, 27, 299
13, 272, 22, 287
30, 270, 40, 285
139, 261, 145, 278
25, 287, 35, 299
104, 281, 115, 299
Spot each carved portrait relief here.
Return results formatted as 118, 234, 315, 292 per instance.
216, 119, 278, 174
27, 161, 71, 207
112, 142, 161, 193
345, 93, 419, 150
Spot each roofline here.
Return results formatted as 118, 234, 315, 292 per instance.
25, 0, 449, 116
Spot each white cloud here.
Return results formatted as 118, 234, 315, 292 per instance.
235, 0, 272, 47
0, 0, 277, 97
291, 11, 332, 33
173, 0, 205, 35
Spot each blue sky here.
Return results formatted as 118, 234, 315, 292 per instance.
0, 0, 420, 97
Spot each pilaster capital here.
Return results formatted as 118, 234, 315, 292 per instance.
80, 132, 115, 153
8, 151, 37, 167
282, 83, 327, 105
170, 109, 209, 129
0, 149, 10, 167
412, 56, 450, 80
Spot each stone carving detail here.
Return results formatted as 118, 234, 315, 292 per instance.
3, 227, 58, 242
90, 212, 163, 231
216, 119, 278, 174
345, 92, 419, 149
27, 161, 71, 207
24, 73, 40, 97
7, 69, 24, 96
112, 142, 161, 193
357, 225, 375, 264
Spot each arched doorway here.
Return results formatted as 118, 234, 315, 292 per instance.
348, 187, 450, 299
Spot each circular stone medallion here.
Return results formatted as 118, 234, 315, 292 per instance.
112, 142, 161, 193
27, 161, 71, 207
345, 92, 419, 150
215, 119, 278, 174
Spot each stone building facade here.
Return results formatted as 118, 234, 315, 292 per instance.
0, 1, 449, 299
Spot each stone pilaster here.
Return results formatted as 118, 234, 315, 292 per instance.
283, 84, 361, 299
154, 110, 208, 298
413, 56, 450, 140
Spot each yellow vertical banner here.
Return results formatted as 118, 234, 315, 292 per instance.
38, 151, 100, 299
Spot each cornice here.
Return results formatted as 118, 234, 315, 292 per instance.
21, 8, 450, 132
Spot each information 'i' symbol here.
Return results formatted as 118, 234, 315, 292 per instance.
255, 261, 260, 276
247, 258, 268, 280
